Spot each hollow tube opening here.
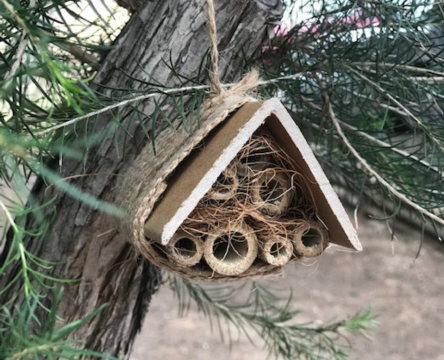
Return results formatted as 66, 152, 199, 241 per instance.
301, 229, 322, 248
270, 241, 288, 258
213, 172, 235, 195
173, 237, 197, 259
260, 178, 285, 203
213, 232, 249, 263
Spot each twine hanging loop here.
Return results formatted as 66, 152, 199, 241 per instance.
206, 0, 223, 95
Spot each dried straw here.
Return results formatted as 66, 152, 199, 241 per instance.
257, 234, 294, 266
250, 169, 294, 216
166, 230, 204, 267
203, 221, 258, 276
206, 167, 239, 201
292, 220, 329, 258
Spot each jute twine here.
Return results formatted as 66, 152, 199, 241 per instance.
205, 0, 222, 95
116, 0, 285, 282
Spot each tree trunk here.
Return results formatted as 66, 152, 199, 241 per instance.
0, 0, 282, 357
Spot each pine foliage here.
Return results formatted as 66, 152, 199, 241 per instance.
261, 1, 444, 238
0, 290, 118, 360
168, 277, 377, 360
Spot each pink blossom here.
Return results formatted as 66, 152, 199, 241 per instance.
268, 7, 379, 46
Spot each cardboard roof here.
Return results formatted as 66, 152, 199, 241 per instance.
144, 98, 361, 251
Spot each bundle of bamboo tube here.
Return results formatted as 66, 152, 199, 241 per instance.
157, 129, 329, 277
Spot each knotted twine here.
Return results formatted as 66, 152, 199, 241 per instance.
118, 0, 283, 282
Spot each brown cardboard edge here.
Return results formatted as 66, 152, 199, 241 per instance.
145, 101, 264, 244
264, 99, 361, 250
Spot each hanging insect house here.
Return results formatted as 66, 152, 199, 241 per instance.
119, 98, 361, 282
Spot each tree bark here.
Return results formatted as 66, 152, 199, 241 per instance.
0, 0, 282, 358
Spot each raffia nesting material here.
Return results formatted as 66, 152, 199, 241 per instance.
250, 169, 294, 216
236, 137, 273, 177
292, 220, 329, 258
167, 230, 204, 267
206, 167, 239, 201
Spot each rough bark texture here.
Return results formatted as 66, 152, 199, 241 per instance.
0, 0, 282, 358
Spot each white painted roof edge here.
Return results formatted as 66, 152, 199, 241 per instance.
269, 98, 361, 251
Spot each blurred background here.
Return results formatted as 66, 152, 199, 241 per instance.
132, 212, 444, 360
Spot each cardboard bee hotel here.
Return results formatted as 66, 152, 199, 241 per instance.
118, 97, 361, 282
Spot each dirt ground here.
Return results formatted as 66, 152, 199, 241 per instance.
131, 211, 444, 360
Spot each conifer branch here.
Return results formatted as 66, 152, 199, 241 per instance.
2, 0, 36, 84
352, 62, 444, 77
168, 276, 377, 360
5, 344, 60, 360
337, 122, 442, 177
324, 92, 444, 226
36, 72, 306, 136
299, 96, 442, 176
346, 65, 444, 152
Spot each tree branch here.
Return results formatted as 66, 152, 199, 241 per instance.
324, 92, 444, 226
347, 65, 444, 152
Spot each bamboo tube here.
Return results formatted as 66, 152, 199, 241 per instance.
258, 235, 293, 266
167, 230, 204, 267
237, 153, 272, 177
203, 222, 258, 276
250, 170, 293, 216
292, 221, 329, 258
207, 167, 239, 201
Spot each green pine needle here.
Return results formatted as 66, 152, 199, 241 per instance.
167, 276, 378, 360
